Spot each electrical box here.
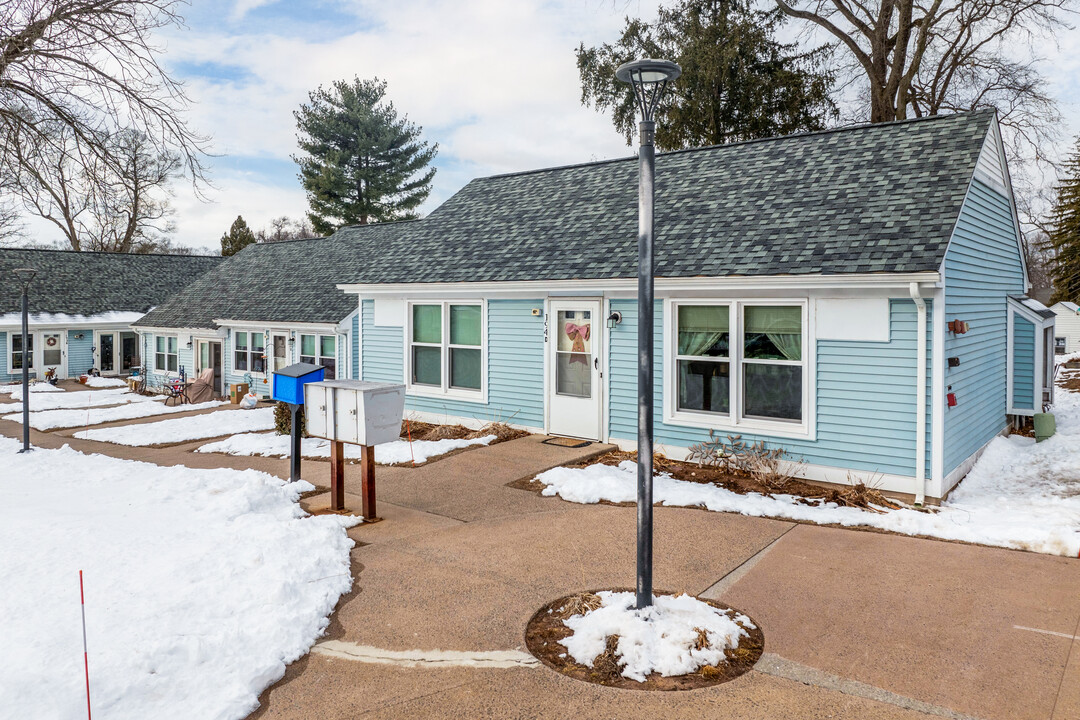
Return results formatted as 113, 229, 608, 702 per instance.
305, 380, 405, 446
272, 362, 324, 405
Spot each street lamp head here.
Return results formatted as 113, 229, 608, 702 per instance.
12, 267, 36, 289
615, 58, 681, 125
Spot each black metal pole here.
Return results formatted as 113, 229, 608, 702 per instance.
19, 286, 30, 453
636, 120, 656, 610
290, 403, 302, 481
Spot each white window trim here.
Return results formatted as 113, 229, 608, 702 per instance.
8, 331, 33, 372
404, 299, 488, 403
232, 330, 267, 377
154, 334, 179, 374
663, 298, 815, 441
300, 333, 338, 378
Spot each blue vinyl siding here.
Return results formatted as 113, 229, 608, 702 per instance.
361, 298, 545, 429
609, 298, 933, 479
351, 313, 360, 379
0, 333, 7, 380
943, 178, 1026, 475
67, 331, 93, 376
138, 332, 196, 390
1011, 316, 1035, 410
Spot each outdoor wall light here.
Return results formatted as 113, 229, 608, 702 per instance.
607, 311, 623, 330
187, 337, 193, 349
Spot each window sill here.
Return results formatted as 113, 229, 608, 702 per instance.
406, 385, 487, 405
664, 410, 814, 441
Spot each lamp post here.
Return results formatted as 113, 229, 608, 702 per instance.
12, 268, 37, 453
616, 58, 680, 610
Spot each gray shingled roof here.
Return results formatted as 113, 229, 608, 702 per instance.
335, 110, 995, 284
134, 223, 413, 329
0, 248, 221, 317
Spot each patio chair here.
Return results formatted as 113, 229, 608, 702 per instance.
186, 368, 216, 404
163, 377, 189, 406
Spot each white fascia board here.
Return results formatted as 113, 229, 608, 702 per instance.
213, 319, 340, 332
1007, 298, 1055, 328
337, 272, 941, 297
335, 308, 359, 334
133, 325, 222, 336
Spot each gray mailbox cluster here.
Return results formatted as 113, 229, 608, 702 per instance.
304, 380, 405, 447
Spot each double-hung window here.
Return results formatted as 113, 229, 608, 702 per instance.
233, 331, 265, 374
407, 301, 484, 398
10, 333, 33, 371
155, 335, 178, 373
669, 301, 808, 435
300, 334, 337, 379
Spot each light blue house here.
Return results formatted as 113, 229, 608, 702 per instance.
334, 111, 1052, 502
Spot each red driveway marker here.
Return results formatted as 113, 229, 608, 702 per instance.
80, 570, 91, 720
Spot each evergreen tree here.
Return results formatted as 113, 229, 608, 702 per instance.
577, 0, 836, 150
292, 78, 437, 234
1047, 137, 1080, 304
220, 215, 256, 257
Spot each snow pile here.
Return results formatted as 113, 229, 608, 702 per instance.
4, 388, 160, 413
82, 376, 129, 389
198, 432, 496, 465
75, 408, 276, 446
0, 310, 145, 326
0, 436, 360, 720
561, 592, 753, 681
0, 382, 65, 396
4, 399, 226, 431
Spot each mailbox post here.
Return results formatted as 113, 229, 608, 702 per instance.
305, 380, 405, 519
271, 362, 325, 482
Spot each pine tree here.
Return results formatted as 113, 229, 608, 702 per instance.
292, 77, 437, 234
1047, 137, 1080, 304
220, 215, 256, 257
576, 0, 836, 151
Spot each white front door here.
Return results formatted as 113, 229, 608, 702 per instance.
271, 333, 290, 372
96, 331, 117, 374
548, 300, 602, 440
39, 331, 66, 379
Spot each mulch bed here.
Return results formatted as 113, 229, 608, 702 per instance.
525, 590, 764, 691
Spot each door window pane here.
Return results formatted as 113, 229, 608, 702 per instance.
412, 305, 442, 344
450, 305, 481, 346
744, 306, 801, 360
43, 334, 62, 367
743, 363, 802, 420
412, 346, 441, 386
450, 347, 481, 389
100, 334, 114, 371
678, 306, 729, 357
557, 310, 591, 353
678, 360, 729, 414
556, 353, 591, 398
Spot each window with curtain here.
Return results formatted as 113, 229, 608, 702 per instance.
675, 305, 730, 414
301, 334, 337, 379
408, 302, 484, 395
742, 305, 802, 421
10, 333, 32, 370
155, 335, 177, 373
233, 331, 265, 374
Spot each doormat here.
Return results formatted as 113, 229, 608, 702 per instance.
542, 437, 592, 448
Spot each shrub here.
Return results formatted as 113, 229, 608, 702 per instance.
274, 401, 308, 437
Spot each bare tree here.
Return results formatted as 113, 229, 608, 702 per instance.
255, 215, 318, 243
774, 1, 1072, 137
3, 121, 181, 251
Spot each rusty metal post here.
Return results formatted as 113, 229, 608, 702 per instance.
330, 439, 345, 511
360, 444, 377, 520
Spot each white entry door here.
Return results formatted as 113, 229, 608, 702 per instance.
271, 333, 290, 372
548, 300, 602, 440
39, 331, 66, 379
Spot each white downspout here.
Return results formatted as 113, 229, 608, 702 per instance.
909, 282, 927, 506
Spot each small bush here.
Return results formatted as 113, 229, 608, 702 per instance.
274, 401, 308, 437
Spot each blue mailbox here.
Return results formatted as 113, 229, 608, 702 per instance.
272, 362, 324, 405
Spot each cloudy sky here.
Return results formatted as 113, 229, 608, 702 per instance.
19, 0, 1080, 253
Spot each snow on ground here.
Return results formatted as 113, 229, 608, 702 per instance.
537, 391, 1080, 557
0, 436, 360, 720
74, 408, 276, 446
2, 388, 161, 413
82, 376, 129, 389
561, 592, 753, 681
197, 432, 497, 465
3, 400, 226, 431
0, 382, 64, 396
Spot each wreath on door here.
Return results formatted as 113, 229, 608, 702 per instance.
46, 336, 58, 347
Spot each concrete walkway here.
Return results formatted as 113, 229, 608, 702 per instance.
2, 402, 1077, 719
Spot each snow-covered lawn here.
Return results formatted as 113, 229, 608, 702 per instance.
3, 400, 226, 431
561, 592, 754, 681
3, 387, 161, 413
74, 408, 276, 446
0, 436, 359, 719
0, 381, 64, 396
537, 392, 1080, 557
82, 376, 129, 389
198, 431, 497, 465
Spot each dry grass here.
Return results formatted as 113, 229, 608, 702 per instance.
556, 592, 603, 619
825, 473, 901, 512
467, 421, 529, 442
421, 423, 472, 441
586, 449, 681, 473
692, 627, 711, 651
591, 635, 625, 682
